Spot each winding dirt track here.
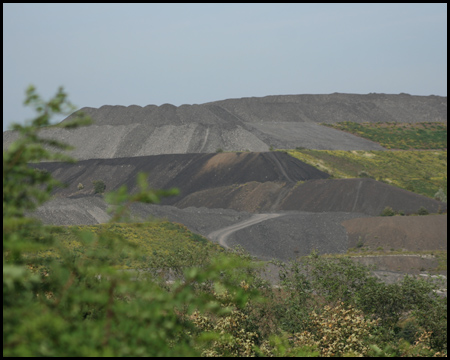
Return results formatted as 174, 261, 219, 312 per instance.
207, 213, 285, 249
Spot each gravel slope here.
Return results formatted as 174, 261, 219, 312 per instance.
224, 211, 371, 261
6, 93, 446, 160
29, 152, 330, 202
31, 154, 446, 216
174, 178, 446, 215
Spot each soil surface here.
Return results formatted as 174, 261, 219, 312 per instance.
342, 214, 447, 251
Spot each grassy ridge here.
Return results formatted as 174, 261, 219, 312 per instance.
286, 149, 447, 198
322, 122, 447, 150
42, 221, 223, 269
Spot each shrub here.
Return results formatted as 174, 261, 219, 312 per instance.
77, 183, 84, 190
356, 237, 364, 248
358, 170, 373, 179
190, 296, 260, 357
380, 206, 396, 216
406, 183, 415, 192
434, 188, 447, 203
291, 302, 378, 357
93, 180, 106, 194
417, 206, 429, 215
216, 148, 223, 153
275, 251, 446, 352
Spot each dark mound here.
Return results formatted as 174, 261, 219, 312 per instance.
174, 178, 446, 216
279, 178, 447, 215
31, 152, 329, 205
34, 153, 445, 216
175, 181, 287, 213
225, 211, 370, 261
342, 214, 447, 251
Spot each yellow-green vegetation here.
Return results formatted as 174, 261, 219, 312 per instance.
322, 122, 447, 150
291, 302, 379, 357
287, 149, 447, 198
44, 221, 223, 269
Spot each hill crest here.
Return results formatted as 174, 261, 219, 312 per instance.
4, 93, 446, 160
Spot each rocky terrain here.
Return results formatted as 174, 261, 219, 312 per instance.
5, 93, 447, 280
4, 93, 447, 160
30, 151, 447, 274
31, 152, 446, 216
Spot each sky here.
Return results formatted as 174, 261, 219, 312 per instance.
3, 3, 447, 131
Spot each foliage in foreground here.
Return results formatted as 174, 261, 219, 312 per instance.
3, 87, 447, 357
270, 253, 447, 355
3, 86, 254, 356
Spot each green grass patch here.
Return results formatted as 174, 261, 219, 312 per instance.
322, 121, 447, 150
38, 221, 223, 269
286, 149, 447, 199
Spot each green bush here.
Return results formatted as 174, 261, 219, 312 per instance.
291, 302, 379, 357
272, 251, 446, 354
93, 179, 106, 194
380, 206, 396, 216
417, 206, 429, 215
189, 289, 260, 357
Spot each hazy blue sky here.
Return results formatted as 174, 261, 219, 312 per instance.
3, 3, 447, 131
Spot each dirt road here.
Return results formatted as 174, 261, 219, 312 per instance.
208, 213, 285, 249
